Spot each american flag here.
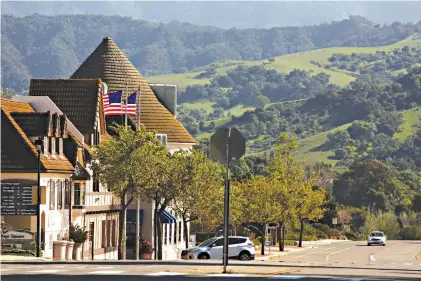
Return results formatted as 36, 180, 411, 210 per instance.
103, 91, 137, 116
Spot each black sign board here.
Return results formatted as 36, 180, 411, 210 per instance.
1, 181, 36, 215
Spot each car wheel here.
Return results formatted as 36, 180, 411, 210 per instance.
383, 244, 386, 246
198, 253, 209, 260
239, 251, 251, 261
367, 243, 371, 246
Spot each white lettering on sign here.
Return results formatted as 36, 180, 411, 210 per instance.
1, 231, 33, 240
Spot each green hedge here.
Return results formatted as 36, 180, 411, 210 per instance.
1, 248, 43, 257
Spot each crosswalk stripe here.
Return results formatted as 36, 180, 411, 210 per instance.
146, 272, 185, 276
28, 269, 68, 273
403, 263, 412, 266
329, 278, 364, 281
268, 276, 304, 280
0, 269, 12, 272
208, 274, 248, 277
89, 270, 124, 274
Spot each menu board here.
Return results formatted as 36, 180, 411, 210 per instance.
1, 182, 36, 215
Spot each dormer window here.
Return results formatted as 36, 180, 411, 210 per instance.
156, 134, 168, 146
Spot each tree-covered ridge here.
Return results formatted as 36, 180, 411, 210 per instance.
2, 14, 421, 92
314, 45, 421, 84
179, 66, 335, 106
212, 67, 421, 156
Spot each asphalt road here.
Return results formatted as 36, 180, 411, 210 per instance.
1, 240, 420, 281
273, 240, 421, 269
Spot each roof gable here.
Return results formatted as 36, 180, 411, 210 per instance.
71, 37, 196, 144
1, 99, 74, 172
29, 79, 102, 135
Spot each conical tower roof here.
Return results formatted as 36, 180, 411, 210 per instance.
71, 37, 195, 144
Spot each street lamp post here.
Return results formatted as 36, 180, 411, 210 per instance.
34, 137, 44, 258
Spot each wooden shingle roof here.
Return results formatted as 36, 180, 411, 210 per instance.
71, 37, 196, 144
1, 99, 74, 172
29, 79, 102, 135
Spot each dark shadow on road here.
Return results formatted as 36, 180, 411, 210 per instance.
2, 274, 421, 281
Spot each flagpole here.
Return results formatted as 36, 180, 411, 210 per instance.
125, 80, 128, 127
135, 84, 141, 260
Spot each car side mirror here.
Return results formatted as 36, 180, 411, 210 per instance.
210, 244, 216, 247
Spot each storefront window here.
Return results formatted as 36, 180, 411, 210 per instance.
49, 180, 55, 210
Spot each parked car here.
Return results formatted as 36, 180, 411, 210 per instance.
181, 236, 255, 261
367, 231, 386, 246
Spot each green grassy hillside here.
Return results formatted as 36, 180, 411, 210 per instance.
148, 34, 421, 89
292, 107, 421, 165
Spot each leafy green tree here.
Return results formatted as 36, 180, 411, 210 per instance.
256, 94, 271, 108
333, 160, 405, 211
347, 120, 377, 141
93, 124, 168, 260
172, 150, 224, 248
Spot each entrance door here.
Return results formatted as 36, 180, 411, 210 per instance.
89, 222, 94, 260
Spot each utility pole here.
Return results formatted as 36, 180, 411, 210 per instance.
35, 137, 44, 257
222, 128, 231, 273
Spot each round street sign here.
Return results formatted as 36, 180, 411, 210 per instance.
210, 127, 246, 164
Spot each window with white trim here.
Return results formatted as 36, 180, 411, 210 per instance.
49, 180, 55, 210
156, 134, 168, 146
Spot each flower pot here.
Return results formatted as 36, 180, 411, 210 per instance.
66, 241, 75, 260
73, 243, 83, 261
53, 241, 68, 260
140, 253, 152, 260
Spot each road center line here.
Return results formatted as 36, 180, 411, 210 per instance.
328, 246, 356, 257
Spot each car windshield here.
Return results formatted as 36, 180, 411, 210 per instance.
197, 238, 218, 247
370, 232, 384, 237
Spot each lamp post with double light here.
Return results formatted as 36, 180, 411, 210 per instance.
34, 137, 44, 257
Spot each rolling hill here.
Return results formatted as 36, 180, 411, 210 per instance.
149, 34, 421, 89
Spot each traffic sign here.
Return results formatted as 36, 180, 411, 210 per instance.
209, 127, 246, 273
210, 127, 246, 164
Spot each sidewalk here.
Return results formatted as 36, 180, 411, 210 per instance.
0, 254, 49, 261
255, 245, 306, 261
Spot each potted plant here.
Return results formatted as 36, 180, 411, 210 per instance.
139, 239, 154, 260
69, 223, 88, 261
53, 237, 68, 260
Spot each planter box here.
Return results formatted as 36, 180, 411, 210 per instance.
73, 243, 83, 261
53, 241, 68, 261
66, 241, 75, 260
140, 253, 152, 260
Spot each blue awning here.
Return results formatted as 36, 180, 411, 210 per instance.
159, 210, 176, 224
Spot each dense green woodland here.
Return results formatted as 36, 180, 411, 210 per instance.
2, 14, 421, 92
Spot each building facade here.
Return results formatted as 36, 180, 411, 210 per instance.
1, 37, 196, 260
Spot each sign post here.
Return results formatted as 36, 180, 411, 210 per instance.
210, 127, 245, 274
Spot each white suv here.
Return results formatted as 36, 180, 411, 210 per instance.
181, 236, 255, 261
367, 231, 386, 246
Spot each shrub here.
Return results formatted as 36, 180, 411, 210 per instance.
69, 223, 88, 243
1, 248, 43, 257
399, 226, 421, 240
139, 239, 154, 254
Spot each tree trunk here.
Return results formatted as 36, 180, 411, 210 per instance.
118, 197, 127, 260
299, 218, 304, 248
278, 221, 285, 251
260, 235, 265, 255
183, 216, 189, 249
